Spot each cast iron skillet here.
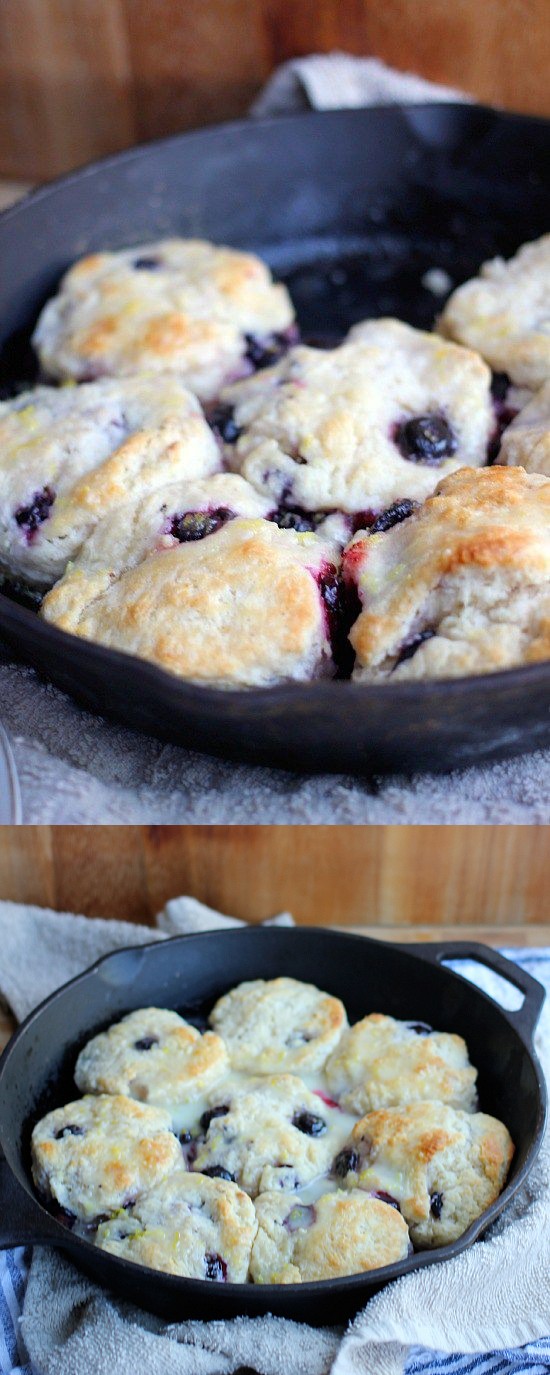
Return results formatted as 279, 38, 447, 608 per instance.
0, 103, 549, 775
0, 927, 546, 1324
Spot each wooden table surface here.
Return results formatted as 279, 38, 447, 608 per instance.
1, 0, 549, 182
0, 825, 548, 930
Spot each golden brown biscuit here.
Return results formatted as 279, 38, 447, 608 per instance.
439, 235, 550, 390
95, 1169, 257, 1281
222, 319, 493, 515
499, 380, 550, 476
324, 1013, 477, 1114
209, 976, 347, 1074
192, 1073, 349, 1197
344, 465, 550, 680
31, 1093, 181, 1222
41, 518, 341, 688
0, 375, 220, 587
74, 1008, 228, 1112
250, 1188, 410, 1283
32, 239, 296, 401
333, 1102, 514, 1248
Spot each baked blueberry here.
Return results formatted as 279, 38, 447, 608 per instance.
292, 1111, 327, 1137
333, 1147, 360, 1178
133, 256, 162, 270
491, 372, 511, 403
371, 1190, 401, 1212
204, 1251, 228, 1282
15, 486, 55, 535
394, 629, 435, 668
244, 332, 289, 370
430, 1191, 444, 1219
54, 1124, 85, 1140
273, 508, 321, 533
284, 1203, 316, 1232
201, 1166, 237, 1182
200, 1105, 230, 1132
133, 1036, 159, 1051
209, 404, 242, 444
369, 499, 418, 534
397, 415, 457, 464
170, 508, 234, 542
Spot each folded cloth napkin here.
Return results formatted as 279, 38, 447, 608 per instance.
1, 899, 550, 1375
251, 52, 469, 116
2, 53, 549, 826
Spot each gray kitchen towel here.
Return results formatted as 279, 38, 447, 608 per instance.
0, 899, 549, 1375
1, 54, 548, 825
2, 643, 550, 827
251, 52, 469, 116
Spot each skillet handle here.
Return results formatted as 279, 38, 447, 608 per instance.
0, 1150, 60, 1249
406, 941, 546, 1044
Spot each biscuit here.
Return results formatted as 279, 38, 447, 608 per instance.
250, 1188, 410, 1283
333, 1102, 514, 1247
222, 319, 493, 516
41, 518, 341, 688
323, 1013, 477, 1115
439, 235, 550, 390
32, 239, 296, 402
499, 381, 550, 476
192, 1073, 346, 1196
0, 375, 220, 587
74, 1008, 228, 1111
31, 1093, 181, 1222
95, 1168, 257, 1281
344, 465, 550, 680
209, 976, 347, 1073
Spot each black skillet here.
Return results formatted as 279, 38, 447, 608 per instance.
0, 104, 549, 775
0, 928, 546, 1323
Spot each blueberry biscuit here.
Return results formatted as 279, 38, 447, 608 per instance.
0, 375, 220, 587
192, 1074, 346, 1196
95, 1169, 257, 1281
74, 1008, 228, 1111
41, 519, 342, 688
221, 319, 493, 521
34, 471, 272, 591
250, 1188, 410, 1283
31, 1093, 181, 1222
333, 1102, 514, 1247
439, 235, 550, 391
209, 976, 347, 1073
344, 466, 550, 681
499, 381, 550, 476
32, 239, 296, 402
324, 1013, 477, 1115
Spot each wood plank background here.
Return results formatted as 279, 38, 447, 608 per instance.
0, 0, 548, 181
0, 825, 547, 929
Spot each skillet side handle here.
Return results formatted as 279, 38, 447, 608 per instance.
406, 941, 546, 1044
0, 1150, 60, 1249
